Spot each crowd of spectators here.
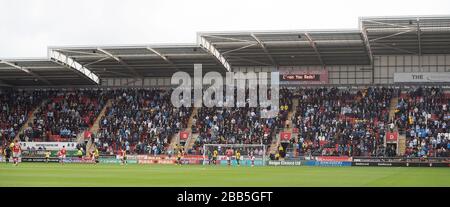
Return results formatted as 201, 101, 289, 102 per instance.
95, 89, 192, 155
1, 87, 448, 158
22, 90, 108, 142
0, 90, 45, 145
394, 87, 449, 157
188, 88, 294, 155
290, 87, 395, 157
191, 106, 276, 153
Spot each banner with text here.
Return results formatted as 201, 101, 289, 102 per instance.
20, 142, 77, 151
394, 72, 450, 83
278, 68, 329, 85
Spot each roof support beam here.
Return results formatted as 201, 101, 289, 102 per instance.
222, 43, 258, 55
363, 18, 414, 45
147, 47, 172, 63
97, 48, 143, 78
199, 36, 232, 72
417, 17, 422, 57
146, 47, 178, 69
369, 29, 414, 43
250, 33, 277, 66
0, 66, 63, 70
304, 33, 325, 67
417, 17, 422, 68
214, 39, 363, 46
201, 35, 254, 43
48, 50, 100, 84
55, 49, 109, 57
0, 60, 52, 85
366, 26, 450, 32
83, 57, 111, 67
360, 26, 374, 66
362, 19, 414, 29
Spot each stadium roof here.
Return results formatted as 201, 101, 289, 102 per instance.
360, 16, 450, 56
48, 44, 226, 78
1, 15, 449, 87
198, 30, 371, 67
0, 58, 97, 86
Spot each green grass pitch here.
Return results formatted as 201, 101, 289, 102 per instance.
0, 163, 449, 187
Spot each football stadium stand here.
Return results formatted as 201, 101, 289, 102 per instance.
0, 15, 449, 163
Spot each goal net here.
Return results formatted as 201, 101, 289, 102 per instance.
202, 144, 267, 166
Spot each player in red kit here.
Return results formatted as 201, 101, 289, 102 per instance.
12, 140, 21, 166
59, 146, 66, 164
250, 151, 255, 167
226, 148, 233, 166
120, 148, 127, 165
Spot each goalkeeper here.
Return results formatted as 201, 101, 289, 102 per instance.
212, 148, 218, 165
207, 150, 212, 165
235, 150, 241, 166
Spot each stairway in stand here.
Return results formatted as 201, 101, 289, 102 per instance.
167, 108, 198, 151
14, 99, 48, 141
184, 132, 199, 153
387, 92, 405, 156
268, 134, 280, 156
389, 96, 399, 122
85, 99, 112, 153
397, 134, 406, 156
167, 103, 201, 153
386, 94, 400, 135
184, 105, 201, 152
267, 98, 299, 155
167, 133, 180, 153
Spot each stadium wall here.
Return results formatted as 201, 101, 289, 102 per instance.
10, 55, 449, 88
373, 54, 450, 84
99, 77, 173, 87
97, 65, 376, 86
232, 54, 450, 85
233, 65, 373, 85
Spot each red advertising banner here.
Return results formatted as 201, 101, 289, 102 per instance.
180, 131, 189, 140
386, 132, 398, 142
138, 159, 175, 165
280, 132, 292, 141
278, 68, 328, 85
316, 156, 352, 162
136, 155, 204, 165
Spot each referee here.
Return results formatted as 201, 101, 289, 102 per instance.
4, 145, 11, 163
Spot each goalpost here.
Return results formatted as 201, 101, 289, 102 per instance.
202, 144, 267, 166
